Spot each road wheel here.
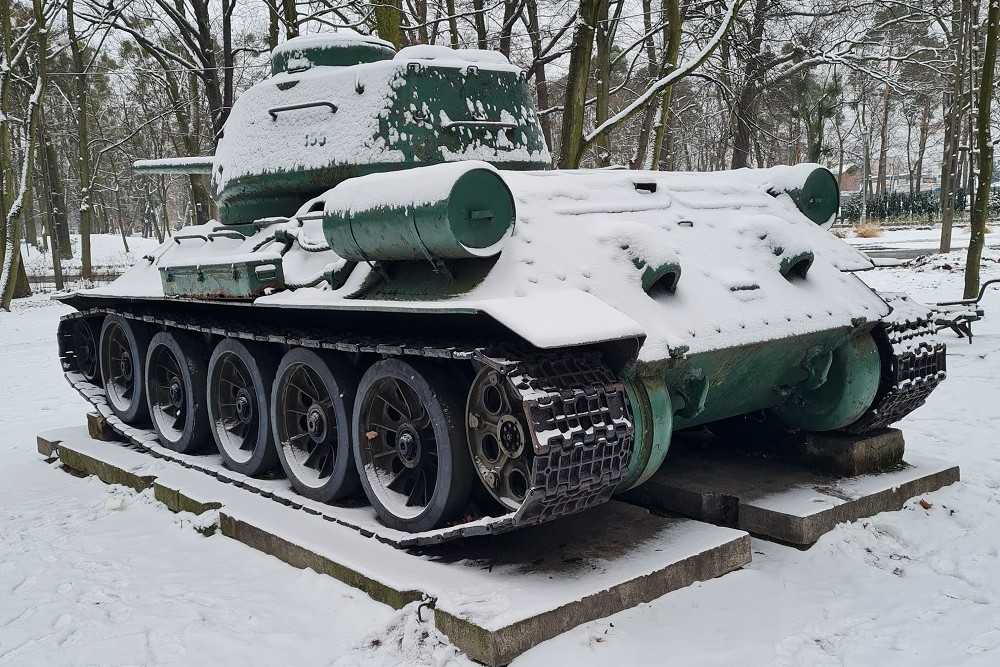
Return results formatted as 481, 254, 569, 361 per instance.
145, 331, 212, 454
71, 318, 102, 385
99, 314, 151, 424
207, 338, 279, 476
353, 358, 472, 532
272, 348, 360, 502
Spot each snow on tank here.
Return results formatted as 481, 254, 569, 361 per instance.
212, 31, 550, 225
56, 40, 946, 539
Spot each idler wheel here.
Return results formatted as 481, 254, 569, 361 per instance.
352, 359, 472, 532
72, 318, 101, 384
271, 348, 360, 502
207, 339, 279, 476
145, 331, 212, 454
99, 314, 151, 424
466, 367, 534, 512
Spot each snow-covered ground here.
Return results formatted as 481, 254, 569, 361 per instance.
23, 235, 161, 277
3, 227, 1000, 665
840, 223, 1000, 253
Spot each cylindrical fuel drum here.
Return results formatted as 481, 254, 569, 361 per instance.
763, 164, 840, 229
323, 161, 516, 261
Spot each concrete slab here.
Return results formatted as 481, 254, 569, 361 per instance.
801, 428, 906, 476
87, 411, 125, 442
38, 426, 751, 666
623, 441, 960, 546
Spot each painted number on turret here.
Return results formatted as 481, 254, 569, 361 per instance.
304, 132, 327, 147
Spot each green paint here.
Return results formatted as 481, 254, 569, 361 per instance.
615, 328, 882, 484
215, 62, 549, 225
773, 332, 882, 431
271, 42, 395, 75
323, 166, 515, 261
618, 375, 674, 491
160, 257, 285, 300
346, 256, 499, 300
780, 167, 840, 226
780, 250, 814, 278
628, 326, 880, 432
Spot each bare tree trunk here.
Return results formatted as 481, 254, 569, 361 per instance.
281, 0, 299, 37
731, 0, 768, 168
523, 0, 552, 149
40, 125, 72, 260
24, 184, 38, 248
413, 0, 430, 44
630, 0, 660, 168
965, 0, 999, 298
1, 0, 44, 308
940, 0, 966, 253
498, 0, 521, 57
375, 0, 402, 47
68, 0, 94, 281
876, 58, 892, 195
446, 0, 459, 48
915, 99, 930, 194
650, 0, 683, 170
267, 0, 279, 49
37, 129, 64, 288
472, 0, 488, 49
557, 0, 600, 168
593, 0, 613, 167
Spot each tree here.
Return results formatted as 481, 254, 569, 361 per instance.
965, 0, 999, 298
1, 0, 52, 309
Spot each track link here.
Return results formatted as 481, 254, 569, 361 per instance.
845, 293, 947, 434
58, 307, 632, 547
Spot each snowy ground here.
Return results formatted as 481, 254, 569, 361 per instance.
3, 227, 1000, 665
840, 223, 1000, 254
23, 235, 161, 277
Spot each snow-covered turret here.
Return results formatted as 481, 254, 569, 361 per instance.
211, 31, 550, 225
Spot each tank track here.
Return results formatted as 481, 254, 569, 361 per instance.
845, 293, 947, 434
57, 307, 632, 547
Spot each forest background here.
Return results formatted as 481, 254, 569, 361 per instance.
1, 0, 999, 309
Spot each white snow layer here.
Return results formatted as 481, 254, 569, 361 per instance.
271, 30, 395, 56
4, 248, 1000, 665
396, 44, 513, 66
324, 160, 500, 214
92, 166, 883, 359
212, 52, 538, 194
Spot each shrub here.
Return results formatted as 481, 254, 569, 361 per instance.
853, 221, 883, 238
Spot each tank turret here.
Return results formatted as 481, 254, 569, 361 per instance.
211, 32, 550, 225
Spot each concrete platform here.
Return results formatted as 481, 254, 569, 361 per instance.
37, 426, 751, 666
623, 438, 960, 546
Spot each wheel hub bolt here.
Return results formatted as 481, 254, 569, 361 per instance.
169, 379, 183, 407
235, 390, 253, 423
120, 352, 132, 377
397, 429, 421, 468
307, 408, 325, 439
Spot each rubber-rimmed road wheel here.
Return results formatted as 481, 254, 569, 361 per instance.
353, 358, 473, 532
72, 318, 102, 384
100, 314, 151, 424
145, 331, 212, 454
272, 348, 360, 502
207, 339, 279, 477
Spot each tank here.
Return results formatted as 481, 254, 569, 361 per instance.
58, 33, 946, 541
